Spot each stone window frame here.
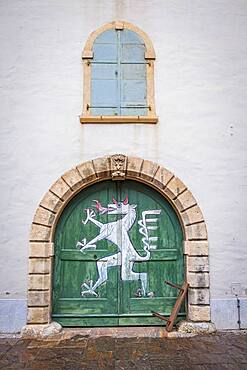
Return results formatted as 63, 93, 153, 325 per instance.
26, 155, 210, 330
80, 21, 158, 124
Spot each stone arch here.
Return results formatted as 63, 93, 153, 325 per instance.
82, 21, 155, 60
27, 155, 210, 328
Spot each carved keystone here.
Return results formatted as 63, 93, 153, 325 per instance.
110, 154, 127, 180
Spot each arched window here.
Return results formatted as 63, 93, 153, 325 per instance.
80, 21, 157, 124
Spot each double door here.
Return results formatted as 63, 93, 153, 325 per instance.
52, 180, 185, 326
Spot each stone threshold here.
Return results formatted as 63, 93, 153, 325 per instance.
56, 327, 192, 339
20, 321, 217, 339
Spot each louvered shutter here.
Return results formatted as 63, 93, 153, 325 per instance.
91, 28, 147, 116
120, 29, 147, 116
91, 29, 119, 115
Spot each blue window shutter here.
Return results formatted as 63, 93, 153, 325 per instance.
90, 28, 147, 116
120, 30, 147, 116
91, 29, 119, 116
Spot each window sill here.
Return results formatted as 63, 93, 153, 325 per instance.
80, 115, 158, 124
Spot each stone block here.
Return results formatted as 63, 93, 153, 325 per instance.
187, 272, 209, 288
29, 242, 53, 258
140, 160, 159, 181
188, 305, 210, 322
28, 274, 51, 290
164, 177, 187, 199
50, 178, 72, 201
178, 321, 216, 334
184, 241, 209, 256
29, 258, 51, 274
126, 156, 143, 177
32, 207, 55, 226
185, 222, 207, 240
188, 288, 210, 305
174, 190, 197, 211
187, 256, 209, 272
28, 291, 50, 307
29, 224, 51, 242
21, 322, 62, 338
77, 160, 97, 182
181, 206, 204, 226
152, 167, 173, 189
27, 307, 49, 324
93, 156, 111, 178
62, 168, 84, 191
40, 191, 62, 213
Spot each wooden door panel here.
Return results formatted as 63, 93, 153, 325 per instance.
119, 181, 184, 322
53, 181, 120, 326
52, 180, 185, 326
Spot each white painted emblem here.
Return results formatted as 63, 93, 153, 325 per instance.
76, 196, 161, 297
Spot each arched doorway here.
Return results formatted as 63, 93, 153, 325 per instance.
25, 155, 210, 333
52, 180, 184, 326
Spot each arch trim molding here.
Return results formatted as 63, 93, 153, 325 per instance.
27, 155, 210, 327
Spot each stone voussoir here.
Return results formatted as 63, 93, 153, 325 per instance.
32, 207, 55, 227
49, 177, 72, 201
164, 176, 187, 199
152, 166, 173, 189
93, 156, 111, 178
126, 156, 143, 177
77, 160, 97, 182
140, 159, 159, 181
174, 189, 197, 212
62, 167, 84, 191
181, 205, 204, 226
40, 191, 62, 213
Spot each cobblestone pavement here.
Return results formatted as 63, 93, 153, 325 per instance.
0, 331, 247, 369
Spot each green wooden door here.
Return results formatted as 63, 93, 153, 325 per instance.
52, 180, 185, 326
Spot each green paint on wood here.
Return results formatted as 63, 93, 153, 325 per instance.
52, 180, 185, 327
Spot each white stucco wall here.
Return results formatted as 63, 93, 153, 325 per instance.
0, 0, 247, 330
